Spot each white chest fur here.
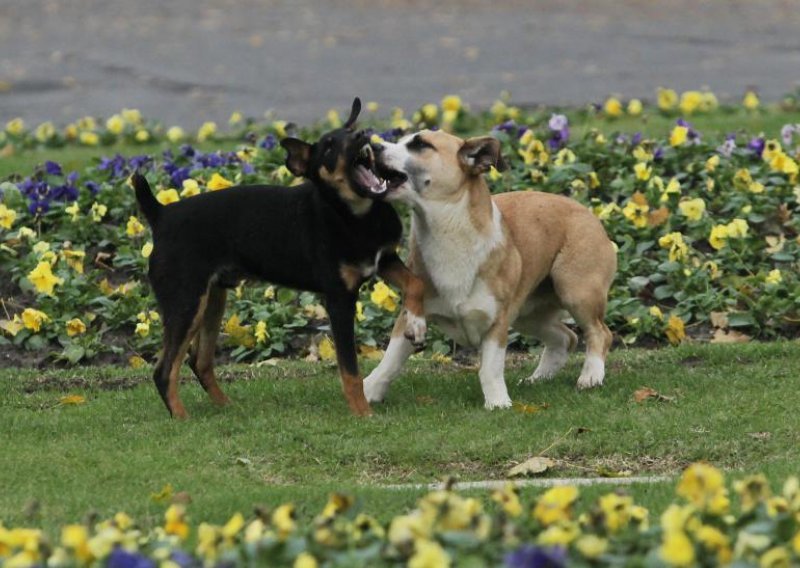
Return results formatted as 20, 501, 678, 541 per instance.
414, 195, 504, 346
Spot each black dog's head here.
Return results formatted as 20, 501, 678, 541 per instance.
280, 98, 398, 213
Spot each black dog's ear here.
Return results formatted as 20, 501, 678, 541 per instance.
458, 136, 507, 175
280, 138, 312, 176
343, 97, 362, 130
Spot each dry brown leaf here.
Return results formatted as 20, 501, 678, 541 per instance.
512, 401, 549, 414
711, 328, 751, 344
633, 387, 675, 403
508, 456, 555, 477
415, 395, 436, 405
709, 311, 729, 329
748, 431, 771, 440
647, 207, 670, 227
765, 235, 785, 254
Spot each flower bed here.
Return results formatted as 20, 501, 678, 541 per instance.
1, 463, 799, 566
1, 90, 800, 365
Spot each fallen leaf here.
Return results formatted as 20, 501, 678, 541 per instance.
765, 234, 785, 254
508, 456, 555, 477
647, 207, 670, 227
172, 491, 192, 505
58, 394, 86, 405
359, 344, 385, 360
415, 395, 436, 405
512, 401, 549, 414
748, 431, 771, 441
711, 328, 751, 344
633, 387, 675, 403
150, 483, 174, 504
236, 457, 252, 466
709, 311, 729, 328
0, 318, 23, 337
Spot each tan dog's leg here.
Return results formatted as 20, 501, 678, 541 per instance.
363, 312, 416, 403
478, 317, 512, 409
558, 287, 612, 390
515, 301, 578, 383
188, 285, 230, 406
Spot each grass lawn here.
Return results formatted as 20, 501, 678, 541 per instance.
2, 341, 798, 534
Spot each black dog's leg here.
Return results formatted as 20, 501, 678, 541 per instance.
153, 287, 209, 419
187, 285, 230, 406
326, 293, 372, 416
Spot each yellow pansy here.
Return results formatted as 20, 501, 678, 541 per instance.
0, 203, 16, 230
533, 486, 579, 526
727, 218, 749, 238
599, 492, 633, 533
141, 241, 154, 258
370, 280, 399, 312
743, 90, 760, 110
135, 129, 149, 142
627, 99, 643, 116
554, 148, 576, 166
164, 505, 189, 541
61, 249, 85, 273
765, 269, 782, 286
677, 463, 729, 514
634, 162, 652, 181
366, 101, 379, 112
327, 109, 341, 128
161, 127, 184, 144
576, 535, 609, 559
126, 216, 146, 237
420, 103, 438, 122
760, 546, 789, 568
90, 202, 107, 222
658, 232, 688, 263
65, 202, 80, 222
229, 110, 243, 125
633, 145, 653, 162
604, 97, 623, 117
649, 306, 664, 320
409, 538, 451, 568
35, 121, 55, 142
21, 308, 50, 332
657, 87, 678, 111
156, 188, 180, 205
666, 315, 685, 345
27, 261, 63, 296
318, 337, 336, 361
272, 504, 296, 539
678, 198, 705, 221
5, 117, 25, 135
709, 224, 729, 250
622, 193, 649, 229
180, 179, 200, 197
61, 524, 92, 562
670, 125, 688, 147
705, 155, 720, 172
223, 314, 255, 348
491, 484, 522, 518
106, 114, 124, 134
679, 90, 703, 115
207, 173, 233, 191
660, 531, 695, 567
701, 91, 719, 111
293, 552, 318, 568
254, 320, 269, 343
272, 120, 288, 139
79, 131, 99, 146
197, 121, 217, 142
441, 95, 462, 112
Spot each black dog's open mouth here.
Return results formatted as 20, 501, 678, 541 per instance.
352, 144, 407, 196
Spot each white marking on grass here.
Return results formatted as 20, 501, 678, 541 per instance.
382, 475, 671, 491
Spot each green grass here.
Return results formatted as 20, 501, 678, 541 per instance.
2, 341, 798, 533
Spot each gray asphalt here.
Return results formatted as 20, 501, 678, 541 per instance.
1, 0, 799, 128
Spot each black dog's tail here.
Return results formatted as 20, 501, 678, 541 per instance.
132, 173, 161, 227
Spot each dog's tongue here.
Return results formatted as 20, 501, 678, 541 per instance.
354, 165, 385, 194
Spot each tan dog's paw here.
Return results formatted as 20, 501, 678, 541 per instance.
484, 395, 513, 410
576, 355, 605, 390
403, 311, 427, 347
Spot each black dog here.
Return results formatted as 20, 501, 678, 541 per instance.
133, 98, 425, 418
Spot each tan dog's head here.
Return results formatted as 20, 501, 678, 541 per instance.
374, 130, 507, 206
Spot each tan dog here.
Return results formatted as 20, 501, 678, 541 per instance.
365, 130, 616, 408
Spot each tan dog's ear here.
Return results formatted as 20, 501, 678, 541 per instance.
458, 136, 507, 175
280, 138, 312, 177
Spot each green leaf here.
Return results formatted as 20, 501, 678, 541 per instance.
62, 344, 86, 364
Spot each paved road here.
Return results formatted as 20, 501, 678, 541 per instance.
1, 0, 799, 128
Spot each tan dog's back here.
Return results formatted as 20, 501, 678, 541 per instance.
493, 191, 616, 306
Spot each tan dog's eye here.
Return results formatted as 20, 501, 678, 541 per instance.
407, 135, 435, 152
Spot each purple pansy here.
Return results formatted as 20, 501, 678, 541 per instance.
717, 134, 737, 158
748, 136, 765, 157
781, 124, 796, 146
505, 545, 567, 568
107, 548, 156, 568
259, 133, 277, 150
44, 160, 63, 176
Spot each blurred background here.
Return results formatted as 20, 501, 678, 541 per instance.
1, 0, 798, 127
